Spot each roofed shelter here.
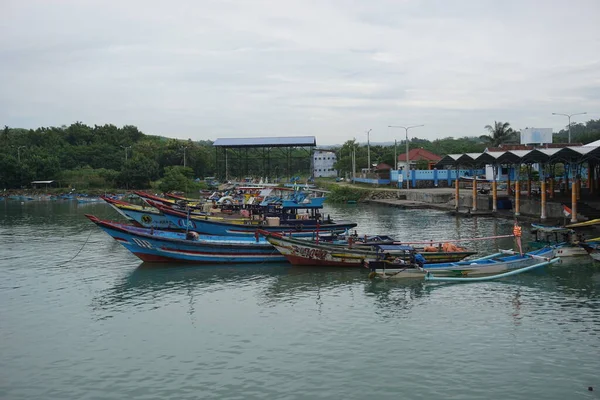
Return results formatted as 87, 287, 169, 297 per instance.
213, 136, 316, 181
31, 180, 57, 189
434, 143, 600, 222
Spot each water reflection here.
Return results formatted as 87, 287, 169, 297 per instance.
91, 263, 293, 314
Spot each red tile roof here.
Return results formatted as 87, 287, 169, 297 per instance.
374, 162, 392, 170
397, 148, 442, 162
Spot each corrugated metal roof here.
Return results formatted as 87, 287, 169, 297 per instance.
213, 136, 316, 147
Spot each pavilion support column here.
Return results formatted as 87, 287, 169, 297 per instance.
540, 164, 547, 220
527, 170, 532, 197
595, 165, 600, 196
492, 164, 498, 212
571, 163, 578, 223
588, 161, 593, 195
455, 166, 460, 211
514, 169, 520, 217
472, 175, 477, 211
507, 167, 512, 196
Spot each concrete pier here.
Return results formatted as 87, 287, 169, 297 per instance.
352, 186, 589, 223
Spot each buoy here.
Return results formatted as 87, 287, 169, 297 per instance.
589, 386, 593, 391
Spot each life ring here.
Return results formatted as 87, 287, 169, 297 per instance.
295, 224, 302, 232
217, 196, 234, 205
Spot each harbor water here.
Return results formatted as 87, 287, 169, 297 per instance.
1, 200, 599, 399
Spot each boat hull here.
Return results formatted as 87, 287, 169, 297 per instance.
87, 215, 287, 264
371, 248, 555, 279
160, 207, 356, 237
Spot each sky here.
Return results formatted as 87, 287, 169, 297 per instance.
1, 0, 599, 145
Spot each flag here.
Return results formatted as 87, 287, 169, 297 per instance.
563, 204, 572, 218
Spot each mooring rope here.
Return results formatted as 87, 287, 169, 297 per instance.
58, 229, 94, 267
395, 234, 514, 245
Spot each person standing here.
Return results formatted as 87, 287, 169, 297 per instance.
513, 220, 523, 256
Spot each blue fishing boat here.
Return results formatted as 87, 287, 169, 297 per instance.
86, 215, 287, 264
155, 203, 357, 237
367, 246, 557, 279
101, 196, 180, 229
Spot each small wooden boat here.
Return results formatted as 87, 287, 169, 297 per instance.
260, 231, 476, 267
529, 223, 588, 257
578, 243, 600, 262
76, 196, 104, 203
318, 234, 477, 263
424, 257, 561, 282
368, 247, 556, 279
85, 215, 286, 264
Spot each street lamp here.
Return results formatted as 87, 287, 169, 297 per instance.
388, 125, 424, 189
552, 112, 587, 143
181, 145, 189, 168
366, 129, 372, 171
15, 145, 26, 163
120, 145, 132, 162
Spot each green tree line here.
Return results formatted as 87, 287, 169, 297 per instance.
0, 122, 215, 189
1, 119, 598, 189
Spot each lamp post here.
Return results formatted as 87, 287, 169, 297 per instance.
120, 145, 132, 162
552, 112, 587, 143
388, 125, 424, 189
181, 145, 189, 168
366, 129, 372, 171
16, 145, 25, 163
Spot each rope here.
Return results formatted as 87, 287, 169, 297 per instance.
395, 234, 514, 245
58, 229, 93, 267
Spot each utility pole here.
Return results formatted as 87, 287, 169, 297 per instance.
552, 112, 587, 143
120, 145, 132, 162
16, 146, 25, 163
366, 129, 372, 171
181, 145, 189, 168
388, 125, 424, 189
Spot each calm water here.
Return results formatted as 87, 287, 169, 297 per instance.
1, 200, 599, 400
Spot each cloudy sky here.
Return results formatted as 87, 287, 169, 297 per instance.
1, 0, 599, 145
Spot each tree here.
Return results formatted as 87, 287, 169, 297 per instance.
480, 121, 516, 147
159, 166, 196, 193
118, 155, 159, 189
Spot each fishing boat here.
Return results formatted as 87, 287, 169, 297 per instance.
368, 246, 556, 279
260, 231, 477, 267
155, 203, 357, 237
101, 196, 180, 229
85, 215, 286, 264
135, 191, 203, 208
578, 243, 600, 262
317, 234, 477, 263
423, 257, 561, 282
529, 223, 588, 257
101, 196, 248, 229
76, 196, 104, 203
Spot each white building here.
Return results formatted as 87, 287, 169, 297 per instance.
312, 150, 337, 178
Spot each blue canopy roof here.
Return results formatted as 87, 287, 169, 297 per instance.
214, 136, 316, 147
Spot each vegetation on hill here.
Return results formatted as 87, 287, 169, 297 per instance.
2, 118, 599, 190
